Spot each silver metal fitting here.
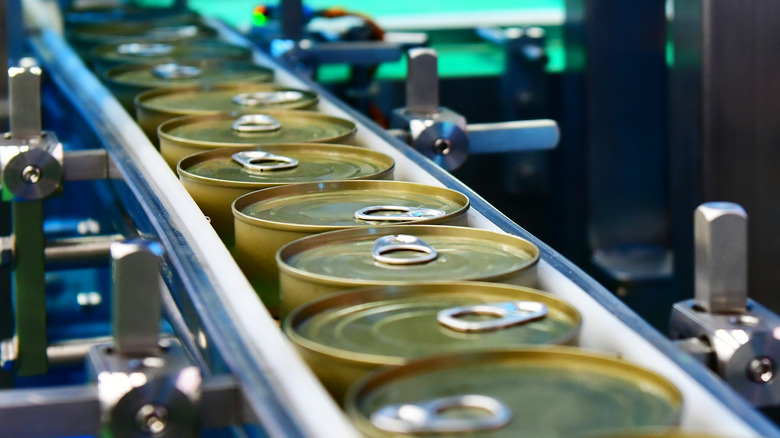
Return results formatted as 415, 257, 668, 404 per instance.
1, 62, 64, 201
671, 202, 780, 407
87, 339, 201, 438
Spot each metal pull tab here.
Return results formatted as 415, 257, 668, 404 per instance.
371, 395, 511, 434
116, 43, 174, 56
355, 206, 446, 222
232, 91, 304, 106
372, 234, 438, 265
146, 25, 200, 39
151, 63, 202, 79
231, 114, 283, 133
232, 151, 299, 173
438, 301, 548, 332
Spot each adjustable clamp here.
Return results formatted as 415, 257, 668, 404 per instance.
670, 203, 780, 406
390, 48, 559, 171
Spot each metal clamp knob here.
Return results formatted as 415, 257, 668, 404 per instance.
372, 234, 438, 265
116, 43, 174, 57
151, 63, 202, 79
232, 91, 304, 106
371, 394, 511, 434
438, 301, 548, 332
232, 151, 298, 173
355, 206, 446, 222
231, 114, 283, 133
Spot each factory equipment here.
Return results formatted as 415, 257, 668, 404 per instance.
1, 0, 780, 437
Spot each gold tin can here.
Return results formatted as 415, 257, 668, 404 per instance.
284, 282, 581, 401
90, 39, 252, 75
276, 225, 540, 318
103, 60, 274, 113
136, 83, 317, 141
346, 348, 683, 437
178, 145, 394, 245
234, 181, 469, 313
66, 13, 206, 57
159, 111, 357, 166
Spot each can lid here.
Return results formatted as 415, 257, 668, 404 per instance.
234, 180, 467, 230
346, 348, 683, 437
68, 15, 210, 44
93, 39, 252, 64
178, 144, 392, 186
278, 225, 539, 284
285, 283, 581, 365
160, 111, 356, 146
136, 83, 317, 114
104, 60, 274, 88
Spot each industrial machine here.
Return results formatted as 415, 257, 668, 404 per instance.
2, 0, 780, 436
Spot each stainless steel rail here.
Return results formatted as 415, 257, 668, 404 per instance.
29, 27, 357, 438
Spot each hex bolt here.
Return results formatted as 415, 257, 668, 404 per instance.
694, 202, 748, 314
747, 357, 776, 384
135, 404, 169, 434
433, 138, 452, 155
21, 165, 41, 184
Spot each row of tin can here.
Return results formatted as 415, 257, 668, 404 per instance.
67, 9, 688, 437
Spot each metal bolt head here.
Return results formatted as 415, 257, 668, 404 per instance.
21, 165, 41, 184
747, 357, 776, 384
694, 202, 748, 314
135, 404, 169, 434
433, 138, 452, 156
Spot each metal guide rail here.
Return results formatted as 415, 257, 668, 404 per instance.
12, 8, 780, 438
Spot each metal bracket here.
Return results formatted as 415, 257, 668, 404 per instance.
670, 203, 780, 407
390, 48, 559, 171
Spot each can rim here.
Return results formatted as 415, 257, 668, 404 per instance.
135, 83, 318, 116
232, 180, 469, 232
344, 346, 683, 436
276, 225, 540, 287
177, 144, 392, 189
103, 60, 274, 88
90, 38, 252, 62
284, 282, 582, 367
159, 111, 357, 148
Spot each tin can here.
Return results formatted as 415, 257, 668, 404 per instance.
159, 111, 357, 165
284, 282, 581, 401
90, 39, 252, 75
234, 181, 469, 313
103, 60, 275, 113
68, 15, 212, 58
178, 145, 394, 244
136, 83, 317, 141
346, 348, 683, 437
277, 225, 540, 318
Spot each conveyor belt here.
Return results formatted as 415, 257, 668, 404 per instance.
19, 6, 780, 437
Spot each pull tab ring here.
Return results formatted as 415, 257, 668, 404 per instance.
152, 63, 202, 79
232, 151, 299, 173
116, 43, 174, 56
372, 234, 437, 265
355, 206, 446, 222
437, 301, 548, 332
231, 114, 283, 133
371, 394, 511, 434
232, 91, 304, 106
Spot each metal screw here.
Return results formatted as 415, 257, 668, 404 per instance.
747, 357, 776, 384
433, 138, 452, 156
135, 404, 169, 434
21, 165, 41, 184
